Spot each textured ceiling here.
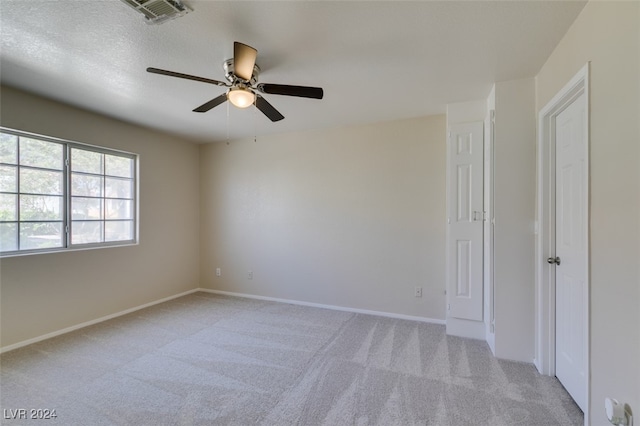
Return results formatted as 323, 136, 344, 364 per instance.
0, 1, 586, 143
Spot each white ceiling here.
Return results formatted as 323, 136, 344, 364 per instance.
0, 1, 586, 143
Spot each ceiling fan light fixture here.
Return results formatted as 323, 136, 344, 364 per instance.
147, 41, 323, 121
228, 87, 255, 109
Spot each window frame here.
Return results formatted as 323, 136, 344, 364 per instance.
0, 127, 139, 257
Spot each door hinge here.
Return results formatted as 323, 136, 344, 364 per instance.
65, 225, 69, 234
473, 211, 485, 222
447, 303, 451, 311
65, 158, 69, 167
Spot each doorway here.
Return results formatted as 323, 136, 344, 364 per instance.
535, 63, 590, 420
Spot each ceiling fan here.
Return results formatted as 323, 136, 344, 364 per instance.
147, 42, 323, 122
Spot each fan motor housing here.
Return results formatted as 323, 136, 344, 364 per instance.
223, 59, 260, 85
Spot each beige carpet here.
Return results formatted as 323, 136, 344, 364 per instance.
0, 292, 583, 425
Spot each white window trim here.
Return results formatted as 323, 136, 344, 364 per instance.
0, 127, 139, 258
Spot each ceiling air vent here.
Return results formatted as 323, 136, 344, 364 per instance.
121, 0, 192, 25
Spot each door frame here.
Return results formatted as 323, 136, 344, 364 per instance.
535, 63, 590, 421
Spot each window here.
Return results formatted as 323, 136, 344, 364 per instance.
0, 128, 138, 256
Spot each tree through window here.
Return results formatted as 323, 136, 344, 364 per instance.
0, 128, 138, 256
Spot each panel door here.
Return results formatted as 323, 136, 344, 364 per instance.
555, 91, 587, 411
447, 121, 484, 321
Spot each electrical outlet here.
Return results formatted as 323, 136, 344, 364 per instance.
248, 270, 253, 280
414, 287, 422, 297
215, 267, 221, 277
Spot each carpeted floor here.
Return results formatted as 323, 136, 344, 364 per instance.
0, 292, 583, 425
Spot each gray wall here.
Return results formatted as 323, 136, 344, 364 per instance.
200, 115, 447, 320
0, 86, 201, 348
493, 78, 536, 362
535, 1, 640, 422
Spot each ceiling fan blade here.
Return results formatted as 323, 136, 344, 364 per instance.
255, 95, 284, 122
147, 67, 227, 87
257, 83, 323, 99
234, 42, 257, 82
193, 93, 228, 113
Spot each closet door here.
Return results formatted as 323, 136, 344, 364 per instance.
447, 121, 484, 321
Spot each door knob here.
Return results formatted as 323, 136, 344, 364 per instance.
547, 257, 561, 265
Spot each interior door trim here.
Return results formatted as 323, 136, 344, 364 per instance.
534, 62, 590, 425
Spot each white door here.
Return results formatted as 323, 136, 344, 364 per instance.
447, 122, 484, 321
554, 91, 587, 411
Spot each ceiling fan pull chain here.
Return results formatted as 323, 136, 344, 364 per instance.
254, 97, 258, 143
226, 98, 230, 145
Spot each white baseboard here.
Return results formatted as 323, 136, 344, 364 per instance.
0, 289, 200, 354
533, 357, 543, 374
199, 288, 446, 325
1, 287, 446, 354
